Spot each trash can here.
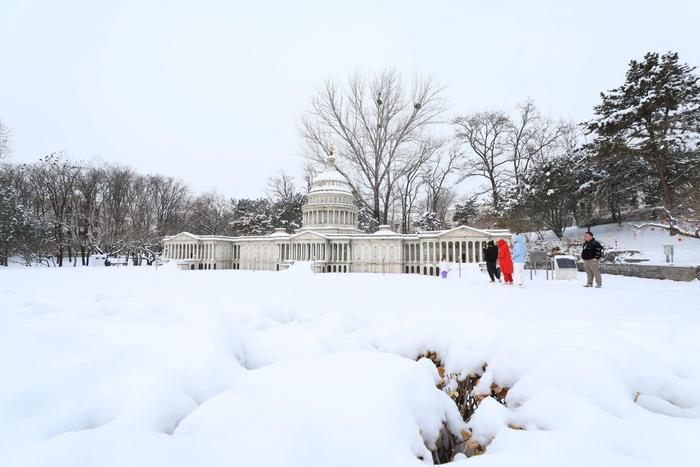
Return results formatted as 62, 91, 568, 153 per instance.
552, 255, 578, 280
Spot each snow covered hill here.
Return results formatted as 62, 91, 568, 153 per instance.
533, 222, 700, 266
1, 267, 699, 466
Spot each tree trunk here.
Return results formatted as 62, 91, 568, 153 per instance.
373, 192, 381, 226
490, 179, 500, 210
655, 160, 675, 212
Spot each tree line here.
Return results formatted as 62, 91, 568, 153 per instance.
0, 155, 306, 266
2, 50, 699, 266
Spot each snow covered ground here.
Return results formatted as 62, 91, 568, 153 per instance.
535, 221, 700, 265
1, 265, 699, 467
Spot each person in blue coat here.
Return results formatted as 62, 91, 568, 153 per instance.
511, 234, 528, 287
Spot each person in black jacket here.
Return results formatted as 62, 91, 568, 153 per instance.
581, 231, 604, 288
482, 240, 501, 282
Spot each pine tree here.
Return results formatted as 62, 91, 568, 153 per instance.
0, 184, 52, 266
414, 212, 443, 232
520, 156, 580, 238
272, 193, 306, 233
585, 52, 700, 212
452, 197, 479, 226
230, 198, 273, 236
356, 200, 379, 233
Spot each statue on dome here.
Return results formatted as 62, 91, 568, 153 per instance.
327, 144, 336, 169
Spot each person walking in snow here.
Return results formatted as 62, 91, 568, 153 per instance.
482, 240, 501, 282
511, 234, 528, 288
439, 257, 448, 279
581, 231, 603, 288
497, 239, 513, 285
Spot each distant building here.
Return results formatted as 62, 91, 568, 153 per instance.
162, 153, 510, 275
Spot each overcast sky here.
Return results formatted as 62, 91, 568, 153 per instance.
1, 0, 698, 197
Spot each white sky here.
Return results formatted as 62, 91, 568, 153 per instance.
1, 0, 698, 198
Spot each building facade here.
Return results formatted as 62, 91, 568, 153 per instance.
162, 153, 511, 275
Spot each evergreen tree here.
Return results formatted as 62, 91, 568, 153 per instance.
272, 193, 306, 233
0, 184, 52, 266
414, 212, 443, 232
356, 200, 379, 233
230, 198, 273, 236
585, 52, 700, 212
574, 150, 657, 226
520, 155, 581, 238
452, 196, 479, 226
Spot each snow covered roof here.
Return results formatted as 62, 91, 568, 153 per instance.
268, 228, 291, 238
371, 225, 401, 236
412, 225, 506, 238
163, 232, 240, 242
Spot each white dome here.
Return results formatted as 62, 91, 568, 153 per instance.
309, 155, 353, 194
299, 152, 360, 234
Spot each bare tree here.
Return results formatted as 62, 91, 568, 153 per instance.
454, 111, 510, 209
190, 190, 232, 235
506, 99, 568, 187
266, 170, 297, 202
393, 140, 439, 233
27, 153, 84, 266
71, 163, 105, 265
300, 69, 446, 224
422, 142, 461, 223
99, 165, 134, 257
301, 162, 317, 194
148, 174, 189, 236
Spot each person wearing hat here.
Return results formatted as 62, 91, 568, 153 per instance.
482, 240, 501, 282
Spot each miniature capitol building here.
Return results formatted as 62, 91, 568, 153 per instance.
162, 153, 511, 275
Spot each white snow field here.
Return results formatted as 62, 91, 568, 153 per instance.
1, 265, 699, 467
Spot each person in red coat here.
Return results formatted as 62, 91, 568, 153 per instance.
497, 239, 514, 284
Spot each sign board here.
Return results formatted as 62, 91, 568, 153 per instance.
555, 257, 577, 269
552, 255, 578, 280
